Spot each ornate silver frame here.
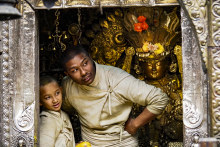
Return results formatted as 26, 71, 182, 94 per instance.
0, 0, 219, 146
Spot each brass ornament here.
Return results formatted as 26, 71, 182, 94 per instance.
66, 0, 91, 6
155, 0, 178, 4
174, 45, 182, 78
94, 0, 121, 5
90, 10, 127, 67
124, 0, 148, 4
122, 47, 135, 73
210, 48, 220, 139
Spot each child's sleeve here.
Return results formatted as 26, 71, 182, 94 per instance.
40, 116, 58, 147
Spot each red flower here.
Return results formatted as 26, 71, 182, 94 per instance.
141, 22, 149, 30
137, 16, 146, 23
134, 23, 143, 32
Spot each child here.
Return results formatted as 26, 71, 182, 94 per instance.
40, 75, 75, 147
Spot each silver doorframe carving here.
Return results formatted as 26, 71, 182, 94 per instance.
0, 0, 219, 146
0, 2, 39, 147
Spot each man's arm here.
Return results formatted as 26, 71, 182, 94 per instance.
125, 108, 156, 135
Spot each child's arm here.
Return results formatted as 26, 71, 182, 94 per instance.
40, 115, 58, 147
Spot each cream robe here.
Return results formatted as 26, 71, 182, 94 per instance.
62, 63, 169, 147
40, 110, 75, 147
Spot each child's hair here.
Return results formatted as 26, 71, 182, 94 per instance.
40, 75, 59, 87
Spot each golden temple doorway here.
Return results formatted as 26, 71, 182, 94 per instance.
1, 0, 218, 146
38, 6, 183, 147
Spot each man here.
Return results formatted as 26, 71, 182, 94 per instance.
61, 45, 169, 147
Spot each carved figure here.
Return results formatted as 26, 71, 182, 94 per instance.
123, 7, 183, 146
90, 10, 129, 67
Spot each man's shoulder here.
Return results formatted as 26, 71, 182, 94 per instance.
62, 76, 76, 87
62, 76, 71, 83
98, 63, 131, 83
98, 63, 127, 74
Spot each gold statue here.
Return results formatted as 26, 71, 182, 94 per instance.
90, 9, 132, 70
123, 7, 183, 146
88, 7, 183, 146
138, 52, 183, 147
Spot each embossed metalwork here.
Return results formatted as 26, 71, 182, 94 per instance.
94, 0, 120, 5
0, 0, 217, 146
1, 21, 11, 147
181, 9, 208, 146
211, 0, 220, 46
12, 133, 31, 147
209, 47, 220, 140
178, 0, 208, 67
66, 0, 91, 6
122, 47, 135, 73
33, 0, 181, 8
123, 0, 147, 4
3, 1, 38, 146
174, 45, 182, 79
97, 0, 121, 4
90, 10, 127, 67
14, 102, 35, 131
155, 0, 178, 3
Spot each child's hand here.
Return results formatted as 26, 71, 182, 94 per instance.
76, 141, 91, 147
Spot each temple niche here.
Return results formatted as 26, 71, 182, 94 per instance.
39, 6, 182, 146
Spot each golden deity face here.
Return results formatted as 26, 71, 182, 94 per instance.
140, 58, 168, 80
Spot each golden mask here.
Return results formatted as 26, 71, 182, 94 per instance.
140, 57, 169, 80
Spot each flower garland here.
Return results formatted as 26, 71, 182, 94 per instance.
134, 16, 149, 32
134, 16, 165, 58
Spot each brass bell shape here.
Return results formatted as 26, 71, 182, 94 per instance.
0, 0, 22, 21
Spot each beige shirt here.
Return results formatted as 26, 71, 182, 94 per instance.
62, 63, 168, 145
40, 110, 75, 147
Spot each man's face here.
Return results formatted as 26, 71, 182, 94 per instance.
64, 53, 96, 85
40, 82, 62, 112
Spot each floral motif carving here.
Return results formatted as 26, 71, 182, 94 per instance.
183, 99, 202, 128
180, 0, 208, 67
181, 9, 208, 146
12, 133, 31, 147
14, 102, 35, 131
211, 48, 220, 140
9, 1, 37, 146
0, 0, 214, 146
212, 1, 220, 46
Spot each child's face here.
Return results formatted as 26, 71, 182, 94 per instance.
40, 82, 62, 112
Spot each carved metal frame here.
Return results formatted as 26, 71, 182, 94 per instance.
0, 0, 219, 146
0, 2, 39, 147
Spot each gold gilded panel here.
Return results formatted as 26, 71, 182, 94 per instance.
209, 47, 220, 140
66, 0, 91, 6
155, 0, 178, 4
94, 0, 121, 5
124, 0, 149, 4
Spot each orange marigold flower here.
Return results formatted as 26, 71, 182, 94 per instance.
134, 23, 143, 32
141, 22, 149, 31
137, 16, 146, 23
